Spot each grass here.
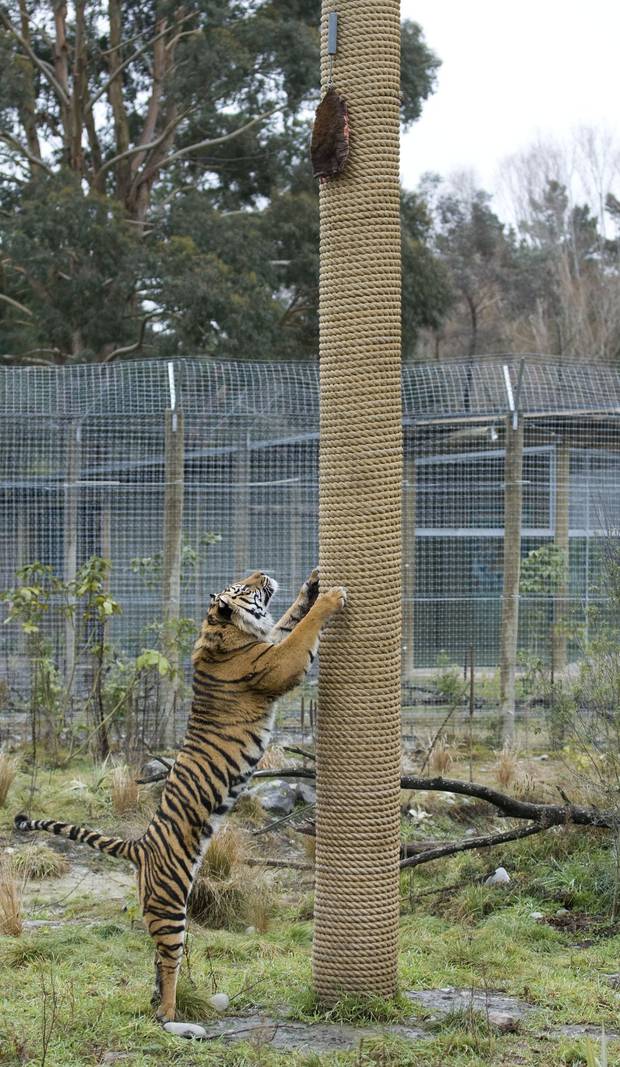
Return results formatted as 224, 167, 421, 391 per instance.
0, 854, 22, 936
2, 756, 620, 1065
0, 753, 17, 807
109, 764, 140, 815
12, 843, 69, 880
493, 743, 519, 788
188, 826, 273, 931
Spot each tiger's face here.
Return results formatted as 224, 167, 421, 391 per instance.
208, 571, 278, 638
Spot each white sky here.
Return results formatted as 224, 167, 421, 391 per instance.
401, 0, 620, 199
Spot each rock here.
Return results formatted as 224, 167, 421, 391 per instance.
555, 908, 570, 916
250, 780, 296, 816
487, 1010, 521, 1033
407, 806, 433, 825
245, 926, 256, 935
485, 867, 510, 885
163, 1022, 207, 1040
604, 973, 620, 988
529, 911, 544, 920
139, 757, 173, 783
296, 782, 317, 806
405, 988, 533, 1023
100, 1054, 132, 1064
209, 993, 230, 1012
538, 754, 549, 761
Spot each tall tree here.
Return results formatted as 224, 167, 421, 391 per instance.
0, 4, 441, 364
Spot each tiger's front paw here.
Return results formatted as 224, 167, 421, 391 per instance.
322, 586, 347, 613
303, 567, 320, 606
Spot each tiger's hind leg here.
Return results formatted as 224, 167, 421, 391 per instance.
146, 910, 186, 1022
151, 954, 162, 1009
137, 851, 188, 1022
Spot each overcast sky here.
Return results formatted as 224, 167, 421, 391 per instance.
400, 0, 620, 202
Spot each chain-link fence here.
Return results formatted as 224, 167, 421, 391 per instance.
1, 356, 620, 750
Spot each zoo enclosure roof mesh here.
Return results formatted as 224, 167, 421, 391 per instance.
2, 356, 620, 422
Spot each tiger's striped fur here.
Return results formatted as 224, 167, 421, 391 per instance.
14, 568, 345, 1022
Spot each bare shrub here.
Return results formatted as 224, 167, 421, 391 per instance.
0, 753, 17, 807
494, 744, 519, 788
188, 827, 272, 930
0, 854, 24, 936
110, 765, 139, 815
429, 736, 453, 776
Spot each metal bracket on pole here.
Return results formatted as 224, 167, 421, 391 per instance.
167, 361, 177, 432
503, 364, 517, 430
327, 12, 337, 85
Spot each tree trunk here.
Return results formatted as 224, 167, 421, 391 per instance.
500, 416, 524, 741
552, 439, 570, 674
160, 408, 184, 748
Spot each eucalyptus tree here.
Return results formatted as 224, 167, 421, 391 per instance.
0, 2, 441, 363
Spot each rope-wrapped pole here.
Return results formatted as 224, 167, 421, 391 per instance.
313, 0, 402, 1002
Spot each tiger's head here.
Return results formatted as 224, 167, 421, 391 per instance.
207, 571, 278, 639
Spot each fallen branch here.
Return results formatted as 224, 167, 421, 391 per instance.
399, 821, 548, 869
244, 857, 312, 872
400, 775, 618, 829
253, 768, 315, 780
251, 802, 314, 837
131, 759, 619, 836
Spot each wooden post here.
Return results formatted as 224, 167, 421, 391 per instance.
64, 422, 81, 694
402, 435, 416, 682
233, 434, 250, 580
552, 440, 570, 674
161, 408, 185, 749
100, 495, 112, 587
468, 644, 475, 782
500, 416, 524, 742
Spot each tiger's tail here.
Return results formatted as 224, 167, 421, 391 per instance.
14, 813, 138, 864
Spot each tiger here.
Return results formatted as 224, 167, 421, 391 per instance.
14, 568, 345, 1023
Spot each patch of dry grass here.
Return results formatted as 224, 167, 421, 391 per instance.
0, 854, 23, 936
12, 844, 69, 880
494, 743, 519, 788
429, 736, 454, 776
0, 752, 17, 807
188, 826, 272, 931
109, 765, 139, 815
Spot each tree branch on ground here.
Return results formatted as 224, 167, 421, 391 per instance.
399, 821, 548, 869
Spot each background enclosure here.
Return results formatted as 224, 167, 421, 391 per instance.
1, 355, 620, 713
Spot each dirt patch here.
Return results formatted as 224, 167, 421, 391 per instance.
23, 862, 135, 911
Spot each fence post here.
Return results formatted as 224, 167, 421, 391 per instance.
402, 434, 416, 682
500, 415, 524, 741
161, 407, 185, 748
552, 439, 570, 674
233, 434, 250, 579
64, 422, 81, 696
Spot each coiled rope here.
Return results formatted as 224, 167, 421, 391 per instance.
313, 0, 402, 1002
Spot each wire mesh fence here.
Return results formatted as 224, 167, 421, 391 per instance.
1, 355, 620, 752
